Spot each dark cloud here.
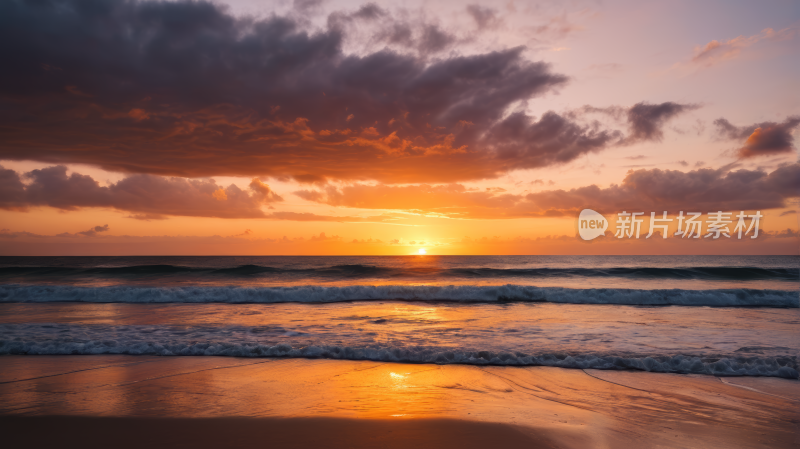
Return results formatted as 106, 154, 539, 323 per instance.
525, 163, 800, 215
714, 116, 800, 158
53, 224, 110, 238
77, 224, 109, 237
580, 102, 699, 144
295, 164, 800, 218
466, 5, 500, 30
381, 22, 414, 46
625, 102, 701, 142
0, 165, 283, 218
481, 111, 622, 167
0, 229, 48, 239
351, 3, 385, 20
0, 0, 683, 184
294, 0, 325, 14
418, 24, 456, 53
0, 166, 28, 210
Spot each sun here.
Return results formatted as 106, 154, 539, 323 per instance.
418, 248, 427, 255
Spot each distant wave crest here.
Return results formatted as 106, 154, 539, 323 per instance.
0, 264, 797, 280
1, 284, 797, 307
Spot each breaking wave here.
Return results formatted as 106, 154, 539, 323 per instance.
0, 330, 796, 379
0, 284, 797, 307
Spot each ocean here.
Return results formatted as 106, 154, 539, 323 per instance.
1, 255, 798, 378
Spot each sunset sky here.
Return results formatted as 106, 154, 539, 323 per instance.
1, 0, 798, 255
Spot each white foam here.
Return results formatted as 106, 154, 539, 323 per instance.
0, 284, 796, 307
1, 334, 795, 379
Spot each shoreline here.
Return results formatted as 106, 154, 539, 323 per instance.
0, 352, 797, 379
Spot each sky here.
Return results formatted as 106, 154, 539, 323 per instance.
0, 0, 798, 255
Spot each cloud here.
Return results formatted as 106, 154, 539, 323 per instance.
295, 183, 518, 216
54, 224, 110, 238
530, 179, 554, 186
691, 27, 799, 68
295, 164, 800, 218
0, 165, 283, 218
294, 0, 325, 14
0, 229, 48, 239
714, 116, 800, 158
417, 24, 456, 53
308, 232, 341, 242
779, 210, 796, 216
524, 163, 800, 215
466, 5, 501, 30
78, 224, 109, 237
126, 214, 168, 221
764, 228, 798, 238
580, 102, 700, 144
263, 211, 397, 222
625, 102, 701, 142
0, 0, 685, 184
480, 111, 622, 168
529, 15, 583, 40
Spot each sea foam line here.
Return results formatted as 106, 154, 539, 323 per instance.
0, 284, 797, 307
1, 338, 796, 379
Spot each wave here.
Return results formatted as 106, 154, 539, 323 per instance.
0, 284, 797, 307
446, 266, 800, 281
0, 264, 796, 280
1, 334, 796, 379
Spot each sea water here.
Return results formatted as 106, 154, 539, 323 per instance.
1, 255, 797, 378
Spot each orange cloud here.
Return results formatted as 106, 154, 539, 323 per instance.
691, 27, 798, 67
295, 164, 800, 219
0, 165, 283, 219
212, 189, 228, 201
714, 116, 800, 158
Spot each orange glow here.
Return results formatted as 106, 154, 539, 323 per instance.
0, 0, 797, 257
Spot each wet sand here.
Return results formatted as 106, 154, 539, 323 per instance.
1, 416, 556, 449
1, 355, 798, 448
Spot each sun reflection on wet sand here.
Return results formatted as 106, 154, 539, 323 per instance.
3, 355, 798, 449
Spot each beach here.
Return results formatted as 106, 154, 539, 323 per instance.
1, 255, 798, 447
2, 355, 799, 448
3, 0, 799, 446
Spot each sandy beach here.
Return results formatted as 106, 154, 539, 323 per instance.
1, 355, 798, 448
